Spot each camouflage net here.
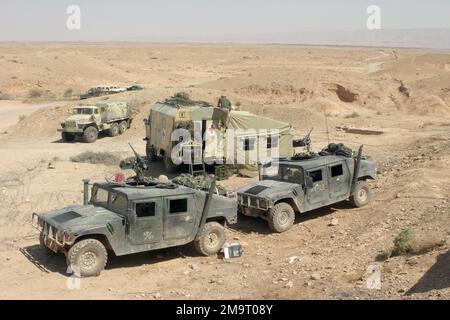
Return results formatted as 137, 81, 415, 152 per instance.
172, 174, 228, 196
318, 143, 353, 158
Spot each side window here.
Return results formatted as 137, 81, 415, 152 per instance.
136, 202, 156, 218
267, 135, 279, 149
309, 169, 323, 183
244, 137, 256, 151
169, 199, 188, 214
331, 164, 343, 177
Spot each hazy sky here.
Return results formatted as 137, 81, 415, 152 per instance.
1, 0, 449, 41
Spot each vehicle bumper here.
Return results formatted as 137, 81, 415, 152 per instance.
58, 129, 83, 133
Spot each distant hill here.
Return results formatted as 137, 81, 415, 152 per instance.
122, 29, 450, 50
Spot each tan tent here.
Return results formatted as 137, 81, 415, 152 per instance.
224, 111, 293, 166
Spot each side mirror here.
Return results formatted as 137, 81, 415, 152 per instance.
304, 176, 314, 189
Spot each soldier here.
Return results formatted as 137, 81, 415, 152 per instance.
217, 95, 232, 110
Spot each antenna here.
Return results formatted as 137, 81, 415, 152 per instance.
322, 93, 330, 145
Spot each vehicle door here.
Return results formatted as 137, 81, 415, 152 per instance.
129, 198, 163, 245
305, 167, 330, 207
328, 162, 351, 200
93, 108, 102, 124
163, 195, 196, 240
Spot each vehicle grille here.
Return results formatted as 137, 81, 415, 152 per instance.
65, 121, 76, 128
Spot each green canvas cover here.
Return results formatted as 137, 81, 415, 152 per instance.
227, 111, 293, 157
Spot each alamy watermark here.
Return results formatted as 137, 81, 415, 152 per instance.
366, 264, 382, 290
169, 122, 280, 168
66, 264, 81, 290
66, 5, 81, 30
366, 5, 381, 30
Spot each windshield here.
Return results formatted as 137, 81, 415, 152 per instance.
91, 186, 128, 216
73, 108, 94, 115
262, 164, 304, 184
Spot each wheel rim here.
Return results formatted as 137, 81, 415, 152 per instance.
87, 130, 96, 140
80, 250, 98, 270
278, 211, 289, 225
207, 231, 219, 248
358, 189, 368, 203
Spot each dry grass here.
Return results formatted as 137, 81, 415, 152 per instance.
70, 151, 119, 166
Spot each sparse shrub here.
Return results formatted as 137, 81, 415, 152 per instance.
18, 114, 26, 122
345, 112, 360, 119
235, 101, 242, 107
378, 229, 445, 260
70, 151, 119, 165
392, 229, 413, 256
0, 91, 11, 100
28, 89, 43, 99
63, 88, 73, 98
376, 250, 392, 261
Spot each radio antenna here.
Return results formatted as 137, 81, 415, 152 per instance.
322, 93, 330, 145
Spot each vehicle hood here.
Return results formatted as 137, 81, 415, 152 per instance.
65, 114, 93, 123
237, 179, 299, 199
39, 204, 122, 233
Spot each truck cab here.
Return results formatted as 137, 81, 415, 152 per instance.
33, 180, 237, 277
237, 152, 377, 233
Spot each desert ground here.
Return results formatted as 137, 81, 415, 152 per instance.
0, 43, 448, 299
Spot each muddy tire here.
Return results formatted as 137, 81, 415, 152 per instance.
82, 126, 98, 143
108, 123, 119, 137
66, 239, 107, 277
61, 132, 75, 142
194, 222, 226, 256
268, 202, 295, 233
118, 121, 128, 134
163, 155, 178, 173
350, 181, 372, 208
39, 233, 54, 254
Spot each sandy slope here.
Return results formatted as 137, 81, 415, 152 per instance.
0, 44, 448, 300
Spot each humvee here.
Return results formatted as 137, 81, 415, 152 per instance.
58, 101, 133, 143
236, 146, 377, 233
32, 177, 237, 277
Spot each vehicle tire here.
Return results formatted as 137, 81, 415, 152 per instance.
82, 126, 98, 143
350, 181, 372, 208
194, 222, 226, 256
163, 155, 178, 173
268, 202, 295, 233
39, 233, 54, 254
66, 239, 107, 277
61, 132, 75, 142
108, 123, 120, 137
118, 121, 128, 134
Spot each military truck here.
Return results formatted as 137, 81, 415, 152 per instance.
32, 173, 237, 277
236, 145, 377, 233
144, 94, 293, 173
58, 101, 133, 143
